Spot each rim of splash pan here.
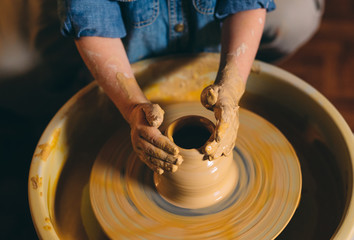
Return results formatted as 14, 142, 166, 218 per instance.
28, 82, 94, 240
253, 61, 354, 240
28, 56, 354, 240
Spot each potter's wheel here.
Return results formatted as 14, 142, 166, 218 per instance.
28, 54, 354, 239
90, 102, 301, 239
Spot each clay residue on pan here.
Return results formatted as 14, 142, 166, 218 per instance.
43, 217, 52, 231
142, 54, 218, 103
30, 176, 38, 189
43, 225, 52, 231
141, 54, 260, 104
30, 174, 42, 190
34, 128, 61, 161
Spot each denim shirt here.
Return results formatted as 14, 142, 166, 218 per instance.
59, 0, 275, 63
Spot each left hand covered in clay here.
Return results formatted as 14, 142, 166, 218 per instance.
129, 103, 183, 175
201, 64, 245, 160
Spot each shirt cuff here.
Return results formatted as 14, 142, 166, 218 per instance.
58, 0, 127, 38
215, 0, 276, 20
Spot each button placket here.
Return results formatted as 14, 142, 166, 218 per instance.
174, 23, 184, 32
168, 0, 187, 50
168, 0, 177, 41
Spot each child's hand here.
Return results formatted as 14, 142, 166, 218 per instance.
129, 103, 183, 174
200, 64, 245, 160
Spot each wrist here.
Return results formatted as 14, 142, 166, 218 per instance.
125, 101, 150, 126
224, 81, 245, 105
216, 64, 246, 103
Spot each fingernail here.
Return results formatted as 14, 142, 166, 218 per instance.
173, 147, 179, 155
171, 165, 178, 172
169, 146, 178, 155
175, 155, 183, 165
157, 168, 164, 175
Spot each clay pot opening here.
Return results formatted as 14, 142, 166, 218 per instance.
158, 115, 237, 209
166, 116, 214, 150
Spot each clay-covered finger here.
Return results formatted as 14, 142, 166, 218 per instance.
204, 132, 235, 160
201, 85, 219, 110
142, 103, 165, 128
212, 136, 231, 159
214, 104, 237, 142
137, 137, 181, 164
211, 147, 223, 160
149, 155, 181, 171
137, 153, 164, 175
222, 130, 236, 156
139, 128, 179, 156
224, 141, 235, 156
204, 139, 219, 156
150, 157, 178, 172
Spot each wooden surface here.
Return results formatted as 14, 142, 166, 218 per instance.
278, 1, 354, 131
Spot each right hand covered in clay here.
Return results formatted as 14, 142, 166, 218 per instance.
129, 103, 183, 175
201, 61, 245, 160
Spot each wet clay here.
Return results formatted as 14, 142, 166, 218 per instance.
230, 43, 248, 58
154, 116, 238, 209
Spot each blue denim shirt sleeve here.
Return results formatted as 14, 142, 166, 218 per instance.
58, 0, 126, 38
215, 0, 276, 19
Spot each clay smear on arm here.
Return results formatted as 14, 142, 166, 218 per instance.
116, 72, 136, 100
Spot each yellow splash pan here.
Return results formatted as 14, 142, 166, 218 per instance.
28, 53, 354, 239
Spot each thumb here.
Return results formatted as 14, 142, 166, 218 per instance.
201, 85, 219, 110
142, 103, 164, 128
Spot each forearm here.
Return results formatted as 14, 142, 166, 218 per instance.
75, 37, 148, 123
218, 9, 266, 89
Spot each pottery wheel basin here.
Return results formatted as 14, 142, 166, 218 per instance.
28, 53, 354, 239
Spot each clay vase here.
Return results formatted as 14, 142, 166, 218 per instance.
154, 115, 238, 209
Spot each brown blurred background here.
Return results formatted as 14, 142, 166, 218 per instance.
278, 1, 354, 131
0, 0, 353, 239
